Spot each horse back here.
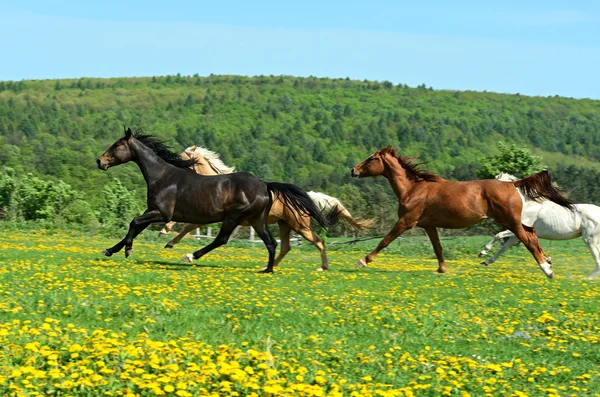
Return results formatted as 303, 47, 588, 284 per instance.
415, 179, 522, 228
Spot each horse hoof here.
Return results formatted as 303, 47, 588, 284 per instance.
181, 254, 194, 263
164, 242, 174, 249
258, 268, 273, 274
478, 252, 486, 258
539, 262, 553, 278
480, 260, 490, 266
102, 249, 112, 257
356, 259, 367, 268
317, 267, 328, 272
125, 249, 132, 258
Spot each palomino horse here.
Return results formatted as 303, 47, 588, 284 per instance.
97, 128, 334, 273
350, 146, 575, 278
159, 145, 375, 270
479, 173, 600, 280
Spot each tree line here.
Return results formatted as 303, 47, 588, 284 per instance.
0, 74, 599, 235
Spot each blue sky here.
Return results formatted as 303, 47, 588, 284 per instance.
2, 0, 599, 98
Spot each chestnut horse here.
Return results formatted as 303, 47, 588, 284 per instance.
159, 145, 374, 270
350, 146, 575, 278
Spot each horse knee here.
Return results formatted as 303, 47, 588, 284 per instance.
214, 235, 229, 245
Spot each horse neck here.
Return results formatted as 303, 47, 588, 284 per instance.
381, 155, 415, 199
130, 139, 169, 184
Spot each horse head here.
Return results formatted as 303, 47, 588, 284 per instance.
351, 147, 390, 178
97, 127, 135, 170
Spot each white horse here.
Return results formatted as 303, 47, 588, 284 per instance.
479, 172, 600, 279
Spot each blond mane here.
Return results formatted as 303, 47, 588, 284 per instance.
184, 146, 235, 174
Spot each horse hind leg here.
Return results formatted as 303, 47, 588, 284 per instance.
424, 227, 446, 274
273, 221, 292, 268
479, 230, 513, 257
165, 223, 200, 249
247, 217, 278, 274
159, 220, 177, 236
296, 227, 328, 271
481, 234, 519, 266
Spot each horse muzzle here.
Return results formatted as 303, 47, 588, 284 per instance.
97, 159, 109, 171
351, 168, 360, 178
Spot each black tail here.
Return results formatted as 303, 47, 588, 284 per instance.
514, 170, 575, 210
267, 182, 338, 228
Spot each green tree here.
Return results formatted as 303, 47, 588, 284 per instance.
97, 179, 143, 231
477, 142, 543, 179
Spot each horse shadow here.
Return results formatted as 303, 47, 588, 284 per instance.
130, 259, 262, 271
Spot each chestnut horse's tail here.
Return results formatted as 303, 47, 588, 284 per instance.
514, 170, 575, 210
267, 182, 339, 228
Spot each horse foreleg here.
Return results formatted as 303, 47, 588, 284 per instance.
510, 225, 553, 278
104, 210, 165, 258
481, 234, 519, 266
357, 217, 415, 267
165, 223, 201, 249
424, 227, 446, 273
159, 221, 177, 236
479, 230, 514, 257
581, 223, 600, 280
584, 240, 600, 280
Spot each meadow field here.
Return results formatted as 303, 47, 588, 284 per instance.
0, 230, 599, 396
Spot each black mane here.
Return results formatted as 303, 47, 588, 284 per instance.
132, 131, 198, 169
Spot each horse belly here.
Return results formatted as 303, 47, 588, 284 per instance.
171, 206, 224, 224
171, 193, 226, 224
534, 210, 582, 240
418, 206, 486, 229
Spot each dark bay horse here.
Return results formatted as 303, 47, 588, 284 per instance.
350, 146, 575, 278
97, 128, 333, 273
159, 145, 374, 271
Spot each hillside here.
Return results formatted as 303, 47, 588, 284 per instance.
1, 74, 599, 232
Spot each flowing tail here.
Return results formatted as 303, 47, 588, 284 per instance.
267, 182, 338, 228
340, 209, 377, 230
306, 191, 376, 230
514, 170, 575, 210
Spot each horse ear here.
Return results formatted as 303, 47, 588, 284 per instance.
381, 145, 394, 154
191, 145, 197, 151
125, 128, 132, 138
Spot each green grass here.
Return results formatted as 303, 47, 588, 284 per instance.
0, 230, 599, 396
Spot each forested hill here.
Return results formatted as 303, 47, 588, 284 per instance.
1, 74, 600, 231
